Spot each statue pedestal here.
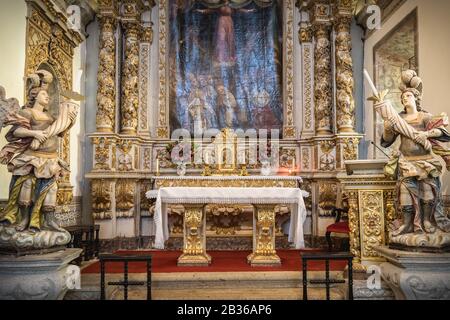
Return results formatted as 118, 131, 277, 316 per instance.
0, 248, 82, 300
337, 160, 396, 269
375, 246, 450, 300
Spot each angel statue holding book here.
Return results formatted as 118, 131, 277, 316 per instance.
0, 70, 79, 253
366, 69, 450, 250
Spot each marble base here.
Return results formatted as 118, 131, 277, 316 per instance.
375, 246, 450, 300
0, 248, 82, 300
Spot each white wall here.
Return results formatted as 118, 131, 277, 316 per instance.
364, 0, 450, 194
0, 0, 27, 199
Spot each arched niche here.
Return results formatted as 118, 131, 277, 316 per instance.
37, 62, 60, 119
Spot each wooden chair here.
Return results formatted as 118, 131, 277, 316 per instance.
325, 207, 349, 251
99, 254, 152, 300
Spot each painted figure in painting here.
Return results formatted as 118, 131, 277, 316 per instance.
196, 1, 255, 66
376, 70, 450, 244
0, 70, 78, 237
216, 84, 237, 128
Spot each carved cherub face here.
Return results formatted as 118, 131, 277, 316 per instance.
35, 90, 50, 108
401, 91, 416, 110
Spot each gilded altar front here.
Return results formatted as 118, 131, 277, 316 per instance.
152, 175, 302, 238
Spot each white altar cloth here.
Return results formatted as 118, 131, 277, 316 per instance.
146, 187, 309, 250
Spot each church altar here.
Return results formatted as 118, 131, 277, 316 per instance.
146, 187, 308, 266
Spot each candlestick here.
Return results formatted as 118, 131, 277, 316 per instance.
156, 159, 160, 176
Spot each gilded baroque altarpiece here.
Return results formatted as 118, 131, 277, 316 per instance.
86, 0, 368, 248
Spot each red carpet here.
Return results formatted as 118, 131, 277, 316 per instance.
82, 250, 348, 274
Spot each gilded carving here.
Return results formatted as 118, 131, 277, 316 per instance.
139, 43, 150, 131
384, 189, 397, 238
96, 16, 116, 132
319, 182, 337, 216
157, 0, 169, 138
283, 0, 296, 139
178, 205, 211, 265
346, 190, 360, 263
121, 23, 140, 134
143, 148, 152, 170
279, 149, 296, 169
116, 180, 135, 215
342, 137, 360, 161
299, 24, 313, 43
93, 137, 111, 170
248, 205, 280, 266
303, 45, 313, 130
301, 148, 310, 170
313, 23, 333, 135
319, 140, 335, 171
117, 140, 133, 171
335, 15, 356, 133
92, 180, 112, 220
154, 178, 299, 189
207, 205, 243, 235
359, 191, 384, 258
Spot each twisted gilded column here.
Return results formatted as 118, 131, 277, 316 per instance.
96, 16, 117, 133
335, 15, 356, 133
121, 22, 140, 135
313, 23, 333, 135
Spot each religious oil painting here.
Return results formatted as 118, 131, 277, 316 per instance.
168, 0, 283, 135
373, 9, 418, 158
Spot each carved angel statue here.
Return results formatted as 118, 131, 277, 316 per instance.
0, 70, 78, 237
367, 69, 450, 248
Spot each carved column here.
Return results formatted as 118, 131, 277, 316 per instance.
96, 16, 117, 133
138, 24, 153, 136
299, 20, 315, 138
335, 7, 356, 133
121, 22, 140, 135
310, 0, 333, 136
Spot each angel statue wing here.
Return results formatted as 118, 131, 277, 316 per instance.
0, 86, 21, 134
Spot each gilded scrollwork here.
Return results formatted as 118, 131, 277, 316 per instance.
335, 15, 355, 133
303, 45, 313, 131
319, 140, 335, 171
157, 0, 169, 138
342, 137, 360, 161
359, 191, 384, 258
93, 137, 111, 171
247, 204, 280, 266
301, 148, 310, 170
96, 16, 116, 132
92, 180, 112, 220
155, 178, 298, 189
121, 22, 140, 134
346, 190, 361, 263
139, 43, 150, 132
313, 23, 333, 135
319, 182, 337, 215
283, 0, 296, 139
207, 205, 243, 235
117, 140, 134, 171
279, 149, 296, 169
115, 180, 135, 215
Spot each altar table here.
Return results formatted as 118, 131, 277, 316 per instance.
146, 187, 308, 266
